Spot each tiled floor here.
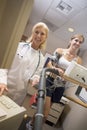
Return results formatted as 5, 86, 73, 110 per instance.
22, 94, 63, 130
43, 124, 63, 130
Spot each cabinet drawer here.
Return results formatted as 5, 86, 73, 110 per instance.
51, 103, 64, 112
49, 109, 61, 118
47, 115, 58, 124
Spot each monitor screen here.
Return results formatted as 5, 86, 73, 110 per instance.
75, 86, 87, 103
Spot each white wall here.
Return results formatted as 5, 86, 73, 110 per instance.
63, 101, 87, 130
0, 0, 34, 68
62, 51, 87, 130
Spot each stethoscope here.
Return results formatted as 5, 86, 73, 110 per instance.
17, 43, 41, 78
17, 43, 30, 58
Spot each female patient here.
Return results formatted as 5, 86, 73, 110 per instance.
44, 34, 84, 122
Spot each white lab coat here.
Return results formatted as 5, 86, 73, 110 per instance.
7, 42, 45, 105
0, 69, 7, 85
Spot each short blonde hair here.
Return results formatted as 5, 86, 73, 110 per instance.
27, 22, 49, 50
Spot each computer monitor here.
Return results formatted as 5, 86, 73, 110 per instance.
0, 95, 26, 130
64, 61, 87, 88
75, 86, 87, 103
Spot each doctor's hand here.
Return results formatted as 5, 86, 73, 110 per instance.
31, 77, 40, 87
0, 84, 8, 95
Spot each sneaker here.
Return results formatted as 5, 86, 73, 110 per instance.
26, 121, 33, 130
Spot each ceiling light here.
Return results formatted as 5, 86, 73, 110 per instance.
68, 27, 74, 32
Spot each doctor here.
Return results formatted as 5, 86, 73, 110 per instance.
0, 22, 49, 105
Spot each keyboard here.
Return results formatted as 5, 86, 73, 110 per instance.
0, 95, 17, 109
0, 107, 7, 118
